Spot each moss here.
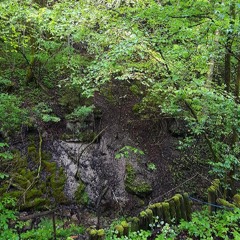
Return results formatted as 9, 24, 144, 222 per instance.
216, 198, 235, 209
139, 210, 150, 230
22, 198, 47, 210
27, 145, 36, 154
145, 208, 153, 226
41, 152, 52, 162
155, 203, 163, 219
212, 179, 220, 189
77, 131, 97, 143
130, 217, 140, 232
97, 229, 105, 237
183, 193, 192, 221
162, 202, 171, 223
115, 224, 124, 237
25, 189, 43, 200
4, 190, 22, 199
89, 229, 97, 235
49, 170, 67, 204
233, 194, 240, 207
168, 199, 176, 221
125, 163, 152, 197
176, 194, 187, 221
13, 151, 28, 168
89, 229, 97, 240
27, 145, 38, 162
43, 160, 57, 172
0, 184, 8, 195
2, 146, 67, 210
208, 185, 217, 213
121, 221, 129, 236
75, 181, 89, 205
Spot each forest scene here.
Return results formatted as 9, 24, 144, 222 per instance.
0, 0, 240, 239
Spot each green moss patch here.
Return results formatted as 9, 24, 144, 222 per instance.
75, 180, 89, 205
0, 145, 67, 210
125, 163, 152, 198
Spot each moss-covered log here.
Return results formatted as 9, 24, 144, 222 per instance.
162, 202, 171, 223
216, 198, 235, 209
208, 186, 217, 213
139, 211, 149, 230
121, 221, 129, 236
88, 229, 98, 240
130, 217, 140, 232
176, 194, 187, 221
168, 199, 176, 221
183, 193, 191, 221
97, 229, 105, 239
172, 195, 181, 222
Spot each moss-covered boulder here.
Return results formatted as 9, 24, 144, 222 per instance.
124, 163, 152, 197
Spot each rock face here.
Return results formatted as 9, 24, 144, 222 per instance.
52, 137, 129, 210
50, 90, 177, 215
50, 90, 182, 215
52, 140, 100, 201
52, 129, 154, 214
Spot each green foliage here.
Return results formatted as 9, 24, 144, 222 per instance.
0, 197, 18, 240
179, 208, 240, 239
115, 146, 144, 159
65, 105, 94, 121
105, 208, 240, 239
0, 94, 27, 135
20, 217, 84, 240
0, 143, 12, 179
147, 162, 156, 171
33, 102, 60, 123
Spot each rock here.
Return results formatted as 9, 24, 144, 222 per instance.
71, 214, 78, 222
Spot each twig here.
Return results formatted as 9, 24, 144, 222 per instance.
75, 127, 107, 179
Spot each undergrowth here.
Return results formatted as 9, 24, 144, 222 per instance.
105, 207, 240, 240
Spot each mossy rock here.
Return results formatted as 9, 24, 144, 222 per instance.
125, 164, 152, 197
125, 182, 152, 197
